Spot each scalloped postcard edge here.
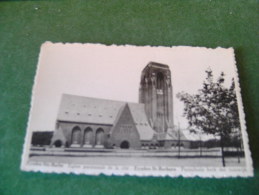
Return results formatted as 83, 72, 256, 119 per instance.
20, 42, 253, 178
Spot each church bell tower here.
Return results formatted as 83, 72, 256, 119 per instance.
139, 62, 173, 133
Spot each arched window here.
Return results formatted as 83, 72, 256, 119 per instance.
95, 128, 104, 145
71, 126, 81, 145
156, 72, 164, 89
84, 127, 93, 145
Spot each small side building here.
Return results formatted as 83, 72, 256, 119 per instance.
31, 131, 53, 147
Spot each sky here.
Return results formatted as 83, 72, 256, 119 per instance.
28, 42, 238, 135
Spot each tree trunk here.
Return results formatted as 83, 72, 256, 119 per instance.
178, 127, 181, 158
199, 139, 202, 157
178, 141, 181, 159
220, 134, 225, 167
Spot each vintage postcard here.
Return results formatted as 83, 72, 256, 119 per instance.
21, 42, 253, 177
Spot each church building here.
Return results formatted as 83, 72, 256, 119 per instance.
50, 62, 188, 149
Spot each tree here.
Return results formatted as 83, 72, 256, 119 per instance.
176, 68, 240, 167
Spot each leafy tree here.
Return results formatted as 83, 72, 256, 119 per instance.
177, 68, 240, 166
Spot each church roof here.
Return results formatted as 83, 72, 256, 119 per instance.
57, 94, 125, 125
57, 94, 155, 140
167, 130, 189, 141
127, 103, 155, 140
156, 131, 189, 141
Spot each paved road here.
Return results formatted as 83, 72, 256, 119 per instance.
29, 155, 245, 167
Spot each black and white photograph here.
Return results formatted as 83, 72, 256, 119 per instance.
21, 42, 253, 177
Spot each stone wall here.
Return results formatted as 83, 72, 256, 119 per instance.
51, 121, 112, 148
111, 105, 141, 149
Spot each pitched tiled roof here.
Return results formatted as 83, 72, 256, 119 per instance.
156, 131, 189, 141
167, 130, 189, 141
57, 94, 155, 140
57, 94, 125, 125
128, 103, 155, 140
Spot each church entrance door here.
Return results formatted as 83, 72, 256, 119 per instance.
54, 140, 62, 148
120, 140, 130, 149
